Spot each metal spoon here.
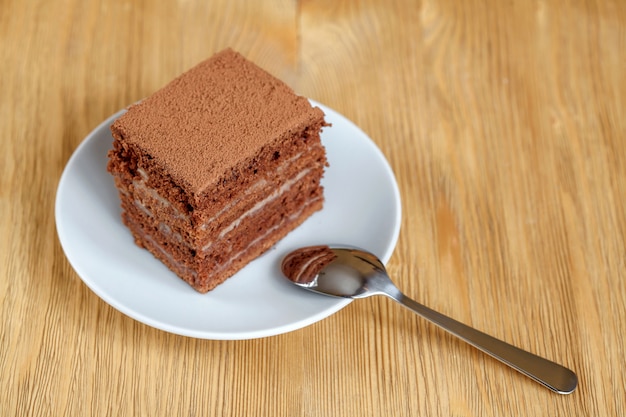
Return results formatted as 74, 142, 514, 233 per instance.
281, 245, 578, 394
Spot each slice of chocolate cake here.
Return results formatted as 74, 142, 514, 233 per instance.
107, 49, 328, 293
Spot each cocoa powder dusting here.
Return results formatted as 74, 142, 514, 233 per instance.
111, 48, 324, 195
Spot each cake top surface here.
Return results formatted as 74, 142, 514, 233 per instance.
111, 48, 323, 194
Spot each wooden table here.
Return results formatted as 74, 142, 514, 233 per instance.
2, 0, 624, 415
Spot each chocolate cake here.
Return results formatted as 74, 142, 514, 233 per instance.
107, 49, 328, 293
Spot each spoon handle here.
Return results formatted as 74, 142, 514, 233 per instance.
389, 292, 578, 394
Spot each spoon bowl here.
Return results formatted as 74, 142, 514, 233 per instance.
281, 245, 578, 395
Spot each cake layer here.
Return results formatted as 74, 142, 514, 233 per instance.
121, 171, 324, 292
126, 198, 322, 292
110, 141, 326, 249
197, 199, 323, 292
119, 163, 323, 258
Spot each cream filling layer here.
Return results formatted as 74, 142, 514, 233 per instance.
125, 145, 324, 260
205, 167, 313, 250
136, 222, 198, 280
132, 197, 320, 285
211, 197, 322, 276
199, 150, 311, 230
130, 148, 319, 227
131, 180, 188, 220
199, 177, 268, 231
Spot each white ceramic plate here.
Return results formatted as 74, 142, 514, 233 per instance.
55, 101, 401, 340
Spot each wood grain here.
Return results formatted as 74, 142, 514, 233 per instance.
1, 0, 624, 415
